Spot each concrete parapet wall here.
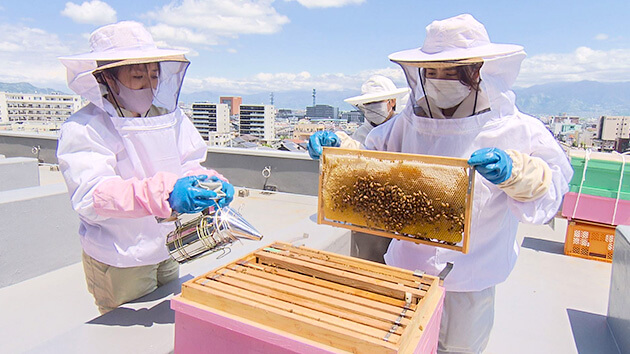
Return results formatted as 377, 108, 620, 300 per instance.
0, 132, 58, 164
0, 183, 81, 288
0, 157, 39, 191
0, 134, 320, 195
204, 147, 319, 196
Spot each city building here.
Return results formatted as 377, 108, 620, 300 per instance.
306, 104, 338, 120
274, 120, 294, 140
292, 120, 326, 140
207, 132, 234, 147
0, 91, 82, 124
575, 126, 598, 149
550, 115, 580, 125
191, 102, 230, 143
276, 109, 294, 120
239, 104, 275, 142
549, 115, 582, 136
598, 116, 630, 141
596, 116, 630, 152
220, 96, 242, 117
340, 110, 363, 123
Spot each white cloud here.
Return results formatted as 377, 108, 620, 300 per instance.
285, 0, 365, 8
144, 0, 290, 46
594, 33, 609, 41
182, 66, 406, 95
0, 41, 22, 52
149, 23, 214, 45
61, 1, 117, 25
0, 24, 70, 88
517, 46, 630, 87
227, 48, 238, 54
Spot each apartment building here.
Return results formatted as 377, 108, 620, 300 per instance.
191, 102, 230, 143
239, 104, 275, 142
0, 92, 82, 124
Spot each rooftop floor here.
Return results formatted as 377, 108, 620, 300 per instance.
0, 167, 621, 353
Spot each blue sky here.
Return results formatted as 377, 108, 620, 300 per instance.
0, 0, 629, 97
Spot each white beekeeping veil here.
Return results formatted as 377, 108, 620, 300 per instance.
388, 14, 526, 120
344, 75, 410, 125
59, 21, 189, 116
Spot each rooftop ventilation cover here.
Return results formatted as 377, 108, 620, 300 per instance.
318, 148, 475, 253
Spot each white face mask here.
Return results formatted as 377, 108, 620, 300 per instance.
360, 101, 391, 125
112, 78, 155, 115
424, 78, 471, 109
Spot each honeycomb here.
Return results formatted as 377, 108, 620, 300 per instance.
320, 149, 473, 246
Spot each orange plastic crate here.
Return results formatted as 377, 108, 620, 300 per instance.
564, 219, 615, 263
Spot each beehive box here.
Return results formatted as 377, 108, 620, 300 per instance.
562, 192, 630, 226
562, 150, 630, 225
568, 150, 630, 200
318, 148, 474, 253
172, 242, 445, 354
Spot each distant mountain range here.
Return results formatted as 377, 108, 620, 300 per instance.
513, 81, 630, 118
0, 82, 65, 95
2, 80, 629, 117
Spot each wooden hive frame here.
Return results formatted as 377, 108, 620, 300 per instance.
180, 242, 444, 354
318, 147, 474, 253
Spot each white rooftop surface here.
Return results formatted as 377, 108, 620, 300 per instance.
0, 167, 620, 353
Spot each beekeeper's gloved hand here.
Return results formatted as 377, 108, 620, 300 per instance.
210, 176, 234, 208
307, 131, 340, 160
468, 148, 513, 184
168, 175, 218, 214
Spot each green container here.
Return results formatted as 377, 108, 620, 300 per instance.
569, 156, 630, 200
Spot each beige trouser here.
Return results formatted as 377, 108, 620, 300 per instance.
438, 286, 496, 354
82, 252, 179, 314
350, 231, 391, 264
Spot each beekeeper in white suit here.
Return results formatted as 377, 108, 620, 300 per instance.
364, 14, 573, 353
316, 15, 573, 353
307, 75, 408, 159
344, 75, 409, 145
57, 21, 234, 314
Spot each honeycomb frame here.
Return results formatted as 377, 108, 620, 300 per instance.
318, 147, 475, 254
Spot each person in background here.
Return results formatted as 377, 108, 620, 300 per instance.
57, 21, 234, 314
365, 14, 573, 353
307, 75, 408, 159
344, 75, 409, 146
307, 75, 408, 263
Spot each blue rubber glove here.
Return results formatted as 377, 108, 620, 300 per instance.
468, 148, 513, 184
307, 131, 341, 160
168, 175, 218, 214
210, 176, 234, 208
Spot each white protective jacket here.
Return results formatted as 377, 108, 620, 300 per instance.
57, 59, 221, 268
364, 52, 573, 291
351, 121, 375, 145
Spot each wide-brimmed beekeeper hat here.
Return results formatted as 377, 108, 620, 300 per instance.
344, 75, 409, 105
388, 14, 523, 67
59, 21, 190, 110
59, 20, 188, 67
